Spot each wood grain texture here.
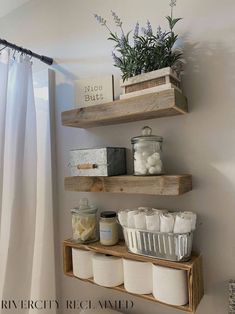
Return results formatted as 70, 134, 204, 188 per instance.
119, 84, 182, 100
68, 274, 191, 312
191, 255, 204, 312
61, 89, 188, 129
125, 77, 166, 93
64, 240, 196, 270
63, 240, 204, 313
64, 174, 192, 196
120, 67, 180, 86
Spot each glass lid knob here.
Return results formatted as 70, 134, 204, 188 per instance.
142, 126, 152, 136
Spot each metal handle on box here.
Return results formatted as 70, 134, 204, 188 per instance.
77, 163, 98, 170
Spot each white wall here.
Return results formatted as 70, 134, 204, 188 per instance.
1, 0, 235, 313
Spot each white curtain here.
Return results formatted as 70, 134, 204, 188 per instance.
0, 50, 57, 314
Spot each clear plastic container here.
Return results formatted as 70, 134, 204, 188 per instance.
71, 198, 98, 243
131, 126, 163, 176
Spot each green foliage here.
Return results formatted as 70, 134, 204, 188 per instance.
94, 2, 183, 81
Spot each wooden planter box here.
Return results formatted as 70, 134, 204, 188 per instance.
120, 67, 181, 100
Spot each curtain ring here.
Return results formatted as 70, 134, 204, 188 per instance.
13, 49, 17, 60
28, 50, 33, 60
18, 47, 24, 57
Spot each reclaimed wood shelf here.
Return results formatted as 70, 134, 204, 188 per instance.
61, 89, 188, 128
63, 240, 204, 313
65, 174, 192, 196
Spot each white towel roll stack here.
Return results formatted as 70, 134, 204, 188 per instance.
160, 213, 175, 233
127, 210, 138, 228
118, 210, 128, 227
146, 212, 160, 231
134, 212, 147, 229
173, 214, 192, 233
183, 211, 197, 230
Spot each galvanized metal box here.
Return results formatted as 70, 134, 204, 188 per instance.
69, 147, 126, 177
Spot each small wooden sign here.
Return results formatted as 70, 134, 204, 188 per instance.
75, 75, 114, 108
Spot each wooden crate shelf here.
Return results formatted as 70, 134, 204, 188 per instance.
63, 240, 204, 313
64, 174, 192, 196
61, 89, 188, 128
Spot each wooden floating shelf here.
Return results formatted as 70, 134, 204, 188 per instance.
63, 240, 204, 313
65, 174, 192, 196
61, 89, 188, 128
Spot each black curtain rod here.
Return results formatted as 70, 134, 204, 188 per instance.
0, 38, 53, 65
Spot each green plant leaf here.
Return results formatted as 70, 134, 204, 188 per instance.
166, 16, 182, 30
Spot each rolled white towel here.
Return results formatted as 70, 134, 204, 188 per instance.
134, 212, 147, 229
138, 206, 151, 212
160, 213, 175, 233
173, 214, 192, 233
146, 212, 160, 231
127, 210, 138, 228
152, 208, 168, 214
118, 210, 128, 227
183, 211, 197, 230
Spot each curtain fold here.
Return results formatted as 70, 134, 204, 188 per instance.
0, 50, 9, 229
0, 53, 57, 314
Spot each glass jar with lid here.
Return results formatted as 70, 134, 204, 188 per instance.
99, 211, 119, 246
131, 126, 163, 176
71, 198, 98, 243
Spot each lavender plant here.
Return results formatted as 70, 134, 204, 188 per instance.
94, 0, 183, 81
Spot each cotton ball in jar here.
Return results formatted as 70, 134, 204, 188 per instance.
134, 151, 142, 160
141, 151, 151, 160
146, 153, 161, 167
152, 152, 161, 159
155, 159, 163, 167
148, 165, 162, 174
134, 160, 148, 175
136, 166, 148, 175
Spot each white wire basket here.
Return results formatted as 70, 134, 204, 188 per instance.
122, 226, 193, 261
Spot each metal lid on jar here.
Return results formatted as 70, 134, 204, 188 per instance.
131, 126, 163, 144
100, 211, 117, 218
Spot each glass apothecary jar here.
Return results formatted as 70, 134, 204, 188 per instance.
71, 198, 99, 243
131, 126, 163, 176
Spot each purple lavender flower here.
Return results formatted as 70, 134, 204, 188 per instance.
156, 26, 162, 37
170, 0, 177, 7
111, 10, 122, 27
141, 27, 148, 36
146, 20, 153, 35
141, 21, 153, 36
134, 22, 139, 37
112, 51, 121, 66
120, 34, 126, 49
133, 22, 139, 46
94, 14, 106, 26
156, 26, 166, 44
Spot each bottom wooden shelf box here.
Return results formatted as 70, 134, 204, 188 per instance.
63, 240, 204, 313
